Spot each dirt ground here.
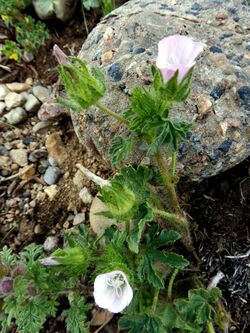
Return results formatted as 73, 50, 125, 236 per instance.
0, 2, 249, 332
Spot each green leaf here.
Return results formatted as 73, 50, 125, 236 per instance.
127, 204, 153, 253
119, 314, 165, 333
62, 294, 90, 333
151, 230, 181, 249
161, 252, 189, 269
109, 135, 135, 168
138, 252, 164, 288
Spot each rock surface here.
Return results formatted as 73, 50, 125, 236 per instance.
71, 0, 250, 181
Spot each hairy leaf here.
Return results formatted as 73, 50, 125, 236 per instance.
109, 135, 135, 168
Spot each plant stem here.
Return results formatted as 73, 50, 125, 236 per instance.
171, 151, 177, 177
153, 208, 185, 226
167, 268, 178, 302
155, 150, 181, 214
151, 288, 160, 314
126, 220, 130, 234
207, 321, 216, 333
95, 102, 129, 126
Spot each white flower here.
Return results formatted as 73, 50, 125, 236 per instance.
93, 270, 133, 313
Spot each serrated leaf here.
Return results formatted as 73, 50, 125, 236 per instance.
109, 135, 135, 168
119, 314, 165, 333
151, 230, 181, 249
138, 253, 164, 288
162, 253, 189, 269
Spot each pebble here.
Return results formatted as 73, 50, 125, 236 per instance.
218, 139, 232, 153
32, 120, 53, 133
9, 149, 28, 166
34, 224, 42, 235
19, 165, 36, 180
32, 86, 50, 102
73, 212, 86, 225
48, 156, 58, 166
210, 87, 224, 100
44, 185, 59, 200
107, 63, 123, 81
73, 169, 86, 191
0, 155, 11, 168
132, 46, 146, 55
5, 92, 25, 109
28, 149, 47, 162
43, 236, 58, 252
237, 86, 250, 108
4, 107, 27, 125
45, 133, 68, 166
0, 101, 5, 114
209, 45, 222, 53
0, 84, 10, 100
79, 187, 93, 204
6, 82, 30, 93
89, 196, 117, 235
43, 166, 61, 185
24, 94, 40, 112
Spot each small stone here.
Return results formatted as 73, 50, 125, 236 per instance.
23, 51, 34, 62
0, 101, 5, 114
210, 87, 223, 100
237, 86, 250, 108
48, 156, 58, 166
32, 86, 50, 102
218, 139, 232, 153
107, 63, 123, 81
30, 199, 36, 208
43, 236, 58, 252
103, 27, 114, 41
43, 166, 61, 185
191, 3, 203, 11
101, 50, 113, 63
216, 12, 228, 20
73, 212, 85, 225
32, 120, 53, 133
63, 221, 70, 229
45, 133, 68, 166
19, 165, 36, 180
0, 84, 10, 100
209, 45, 222, 53
73, 170, 86, 191
0, 156, 11, 168
24, 94, 40, 112
9, 149, 28, 166
28, 149, 47, 162
0, 146, 8, 155
25, 77, 33, 85
79, 187, 93, 204
6, 82, 30, 93
22, 135, 34, 145
5, 92, 25, 109
44, 185, 59, 200
34, 224, 42, 234
132, 46, 145, 55
196, 96, 213, 114
4, 107, 27, 125
89, 196, 117, 235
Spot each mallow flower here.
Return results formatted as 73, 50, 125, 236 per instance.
93, 270, 133, 313
156, 34, 203, 83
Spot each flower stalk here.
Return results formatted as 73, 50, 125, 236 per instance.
95, 102, 129, 126
167, 268, 179, 302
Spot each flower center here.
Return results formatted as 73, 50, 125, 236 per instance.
106, 273, 126, 297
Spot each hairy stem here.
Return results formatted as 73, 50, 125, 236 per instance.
171, 151, 177, 177
95, 102, 129, 126
155, 150, 181, 215
153, 208, 185, 225
167, 268, 179, 302
207, 321, 216, 333
151, 288, 160, 314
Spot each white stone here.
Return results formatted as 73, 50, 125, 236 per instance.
0, 84, 10, 100
0, 101, 5, 114
73, 212, 86, 225
24, 94, 40, 112
4, 107, 27, 125
79, 187, 93, 204
5, 92, 25, 109
44, 184, 59, 200
32, 86, 50, 102
32, 120, 53, 133
9, 149, 28, 166
43, 236, 58, 252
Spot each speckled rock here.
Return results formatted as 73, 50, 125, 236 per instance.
4, 107, 27, 125
71, 0, 250, 181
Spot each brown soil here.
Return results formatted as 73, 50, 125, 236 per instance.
0, 2, 249, 332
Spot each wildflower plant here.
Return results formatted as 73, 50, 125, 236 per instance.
0, 35, 230, 333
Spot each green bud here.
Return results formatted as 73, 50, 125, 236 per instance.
99, 182, 136, 220
51, 246, 89, 270
57, 57, 106, 111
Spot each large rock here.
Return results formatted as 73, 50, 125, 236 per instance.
72, 0, 250, 181
32, 0, 78, 22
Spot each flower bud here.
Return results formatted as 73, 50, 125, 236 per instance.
53, 44, 71, 65
0, 278, 13, 294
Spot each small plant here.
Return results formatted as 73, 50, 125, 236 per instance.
0, 0, 49, 62
0, 36, 230, 332
82, 0, 115, 16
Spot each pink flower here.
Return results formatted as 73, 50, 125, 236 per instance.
40, 258, 60, 266
156, 35, 203, 83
